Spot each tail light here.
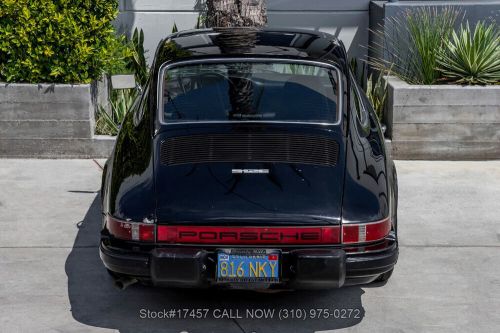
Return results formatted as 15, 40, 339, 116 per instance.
342, 217, 391, 244
106, 216, 155, 242
105, 216, 390, 245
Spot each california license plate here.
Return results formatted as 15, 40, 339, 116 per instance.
216, 249, 280, 283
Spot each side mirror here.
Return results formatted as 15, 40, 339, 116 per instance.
110, 74, 137, 90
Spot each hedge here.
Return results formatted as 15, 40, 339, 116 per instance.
0, 0, 127, 83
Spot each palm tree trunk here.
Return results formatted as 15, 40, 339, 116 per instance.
205, 1, 266, 120
206, 0, 267, 28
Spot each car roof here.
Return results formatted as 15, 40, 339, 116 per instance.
152, 28, 348, 72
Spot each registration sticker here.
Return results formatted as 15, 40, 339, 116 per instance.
216, 249, 280, 283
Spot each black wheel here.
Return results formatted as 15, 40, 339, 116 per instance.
376, 268, 394, 282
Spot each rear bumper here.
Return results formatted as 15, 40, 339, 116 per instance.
100, 240, 398, 289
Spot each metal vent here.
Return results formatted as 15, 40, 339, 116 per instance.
160, 133, 339, 167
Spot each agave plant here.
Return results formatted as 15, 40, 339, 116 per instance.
437, 21, 500, 85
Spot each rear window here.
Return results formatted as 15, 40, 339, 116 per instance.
161, 61, 339, 124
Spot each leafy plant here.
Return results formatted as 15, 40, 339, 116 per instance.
196, 14, 204, 29
437, 21, 500, 85
0, 0, 122, 83
96, 27, 151, 135
104, 34, 135, 76
370, 7, 460, 84
365, 72, 388, 120
129, 28, 149, 86
350, 57, 367, 91
96, 89, 138, 135
350, 58, 388, 121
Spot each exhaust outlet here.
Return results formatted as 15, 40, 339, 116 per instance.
114, 277, 138, 290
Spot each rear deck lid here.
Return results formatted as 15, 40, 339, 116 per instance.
154, 126, 345, 225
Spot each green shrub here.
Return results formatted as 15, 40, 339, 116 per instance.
129, 28, 149, 87
406, 7, 459, 84
0, 0, 123, 83
95, 28, 149, 136
365, 72, 388, 121
350, 58, 388, 121
370, 7, 460, 84
437, 21, 500, 85
96, 89, 138, 136
104, 34, 135, 77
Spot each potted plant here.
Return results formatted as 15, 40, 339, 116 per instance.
0, 0, 125, 158
370, 7, 500, 160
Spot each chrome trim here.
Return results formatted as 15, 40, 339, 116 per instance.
341, 216, 391, 226
231, 169, 270, 174
157, 57, 343, 127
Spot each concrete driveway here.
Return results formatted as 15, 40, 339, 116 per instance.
0, 159, 499, 333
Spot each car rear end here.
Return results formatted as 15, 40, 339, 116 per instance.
101, 216, 397, 289
100, 57, 398, 289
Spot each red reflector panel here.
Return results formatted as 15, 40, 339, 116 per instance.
106, 216, 155, 242
342, 224, 359, 244
268, 254, 278, 261
342, 217, 391, 244
138, 224, 155, 242
157, 226, 341, 245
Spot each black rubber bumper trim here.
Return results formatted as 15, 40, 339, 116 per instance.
288, 249, 346, 289
99, 243, 150, 276
100, 241, 399, 286
150, 248, 210, 287
346, 243, 399, 277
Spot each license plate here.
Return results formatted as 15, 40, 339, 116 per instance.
216, 249, 280, 283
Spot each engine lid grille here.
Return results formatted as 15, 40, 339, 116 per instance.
160, 133, 339, 167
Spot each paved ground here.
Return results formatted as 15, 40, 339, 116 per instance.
0, 159, 499, 333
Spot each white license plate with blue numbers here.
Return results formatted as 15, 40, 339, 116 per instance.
216, 249, 280, 283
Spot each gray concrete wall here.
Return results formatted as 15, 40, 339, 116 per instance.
382, 0, 500, 30
115, 0, 372, 62
387, 77, 500, 160
0, 83, 115, 158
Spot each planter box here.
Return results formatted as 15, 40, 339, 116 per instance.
0, 82, 115, 158
386, 77, 500, 160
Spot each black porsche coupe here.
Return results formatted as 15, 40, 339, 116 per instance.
99, 28, 399, 290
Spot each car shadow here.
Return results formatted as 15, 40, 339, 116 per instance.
65, 195, 366, 333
